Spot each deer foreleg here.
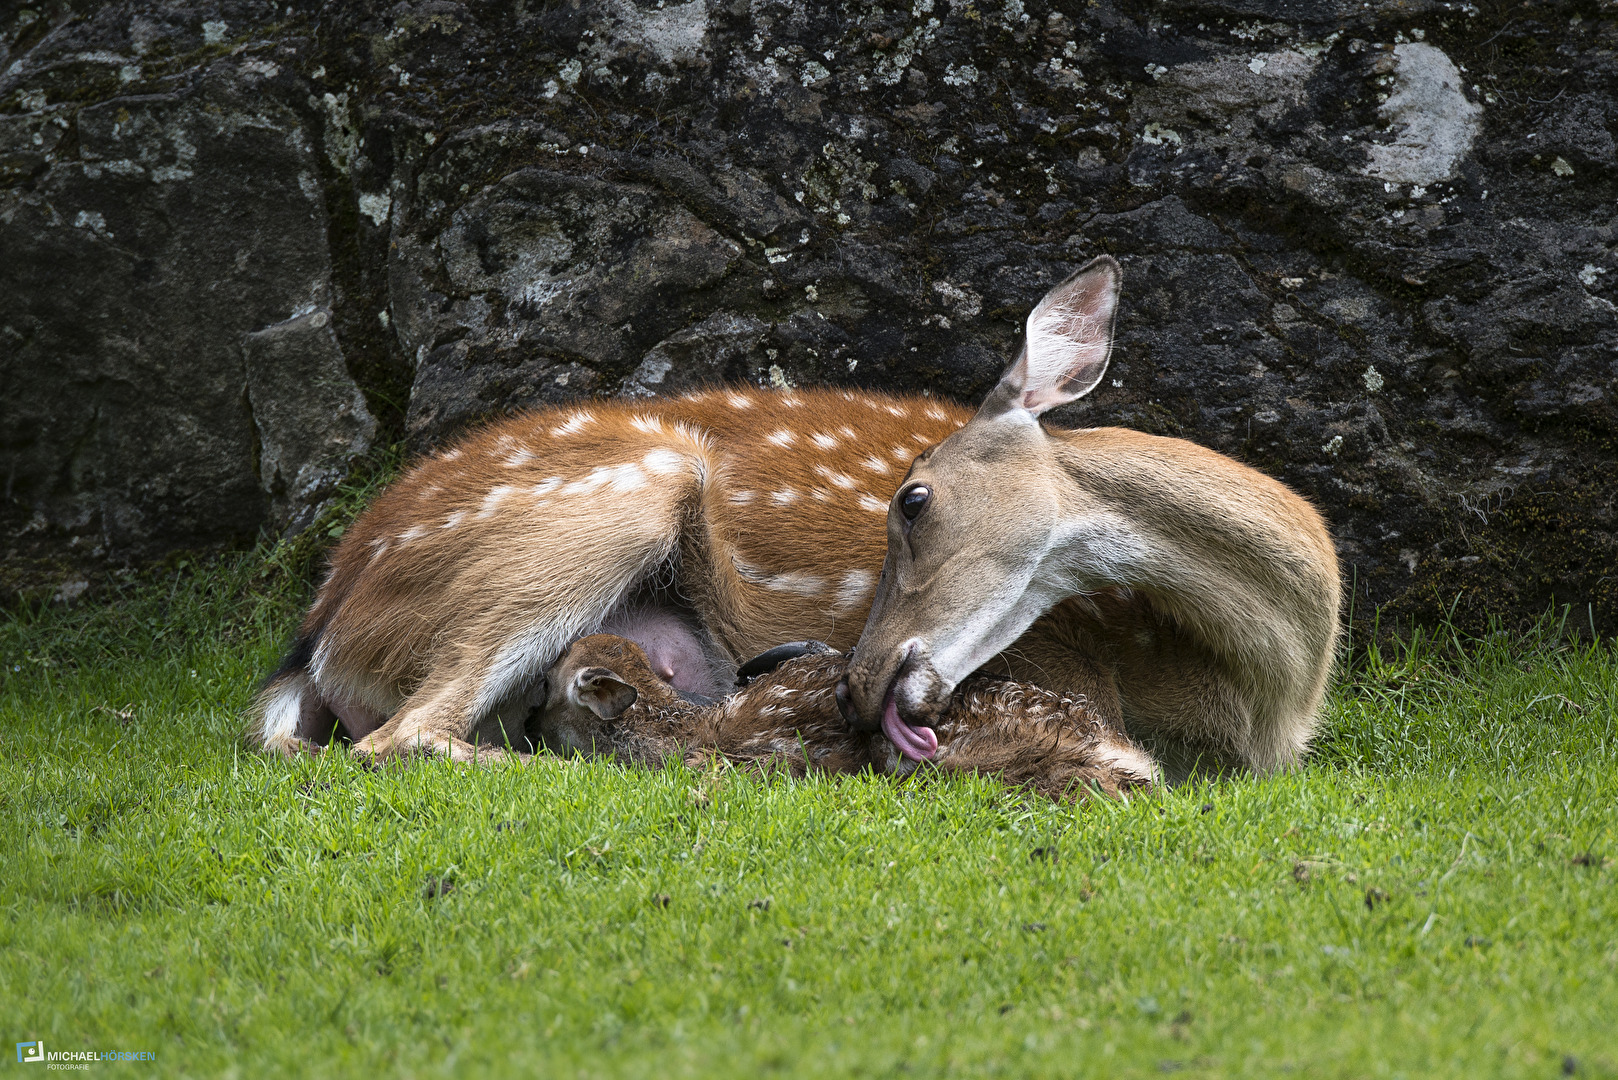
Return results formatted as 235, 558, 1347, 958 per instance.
354, 613, 608, 763
1106, 613, 1256, 781
351, 663, 484, 763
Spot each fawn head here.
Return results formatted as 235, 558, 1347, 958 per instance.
535, 634, 661, 754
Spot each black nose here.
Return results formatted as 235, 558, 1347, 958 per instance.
835, 676, 860, 727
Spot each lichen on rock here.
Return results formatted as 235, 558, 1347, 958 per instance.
1363, 43, 1482, 187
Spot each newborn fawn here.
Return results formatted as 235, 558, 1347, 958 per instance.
536, 634, 1157, 801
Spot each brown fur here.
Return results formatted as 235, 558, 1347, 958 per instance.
252, 258, 1338, 781
250, 389, 970, 762
538, 635, 1156, 802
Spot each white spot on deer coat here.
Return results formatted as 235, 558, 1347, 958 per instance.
565, 463, 646, 495
814, 465, 858, 489
884, 404, 907, 417
476, 486, 517, 517
924, 407, 947, 421
672, 421, 709, 447
504, 449, 534, 468
770, 488, 800, 505
630, 414, 665, 435
440, 448, 463, 462
607, 464, 647, 493
765, 571, 825, 597
858, 493, 888, 513
440, 511, 466, 530
811, 432, 839, 450
911, 432, 931, 444
730, 556, 821, 597
531, 477, 562, 497
766, 429, 797, 448
642, 449, 684, 475
398, 524, 428, 544
729, 489, 757, 505
561, 471, 606, 496
727, 393, 753, 409
553, 412, 594, 436
860, 455, 892, 473
891, 445, 913, 461
834, 569, 875, 611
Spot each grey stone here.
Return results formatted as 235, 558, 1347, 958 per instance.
623, 313, 773, 397
396, 166, 744, 436
2, 37, 337, 582
243, 309, 377, 530
2, 0, 1614, 632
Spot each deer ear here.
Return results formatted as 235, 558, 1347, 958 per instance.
992, 255, 1120, 417
569, 667, 639, 719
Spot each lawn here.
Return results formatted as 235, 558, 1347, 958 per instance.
1, 546, 1614, 1078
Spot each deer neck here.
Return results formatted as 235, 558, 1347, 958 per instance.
1045, 429, 1336, 696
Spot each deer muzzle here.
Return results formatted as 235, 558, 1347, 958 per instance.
838, 637, 942, 761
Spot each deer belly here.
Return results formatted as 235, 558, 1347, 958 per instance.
600, 603, 730, 699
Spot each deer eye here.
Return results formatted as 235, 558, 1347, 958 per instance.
899, 485, 932, 521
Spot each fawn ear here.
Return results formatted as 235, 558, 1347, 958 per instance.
987, 255, 1120, 418
569, 667, 639, 719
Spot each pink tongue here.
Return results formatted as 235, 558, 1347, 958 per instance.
882, 695, 938, 761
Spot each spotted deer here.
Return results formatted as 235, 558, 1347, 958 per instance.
252, 256, 1340, 778
534, 635, 1157, 802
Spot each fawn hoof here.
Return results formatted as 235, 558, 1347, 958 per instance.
735, 640, 835, 686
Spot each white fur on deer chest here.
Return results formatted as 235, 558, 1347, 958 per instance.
1051, 512, 1151, 589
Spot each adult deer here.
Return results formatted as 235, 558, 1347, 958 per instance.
253, 256, 1339, 778
837, 259, 1341, 777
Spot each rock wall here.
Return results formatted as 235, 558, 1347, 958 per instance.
2, 0, 1614, 631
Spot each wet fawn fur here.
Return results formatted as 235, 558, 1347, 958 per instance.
539, 635, 1156, 801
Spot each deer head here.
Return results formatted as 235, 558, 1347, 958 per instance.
837, 256, 1122, 760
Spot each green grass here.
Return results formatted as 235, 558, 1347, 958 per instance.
1, 549, 1615, 1078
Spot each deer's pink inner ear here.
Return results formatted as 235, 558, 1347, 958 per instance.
1015, 256, 1120, 416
